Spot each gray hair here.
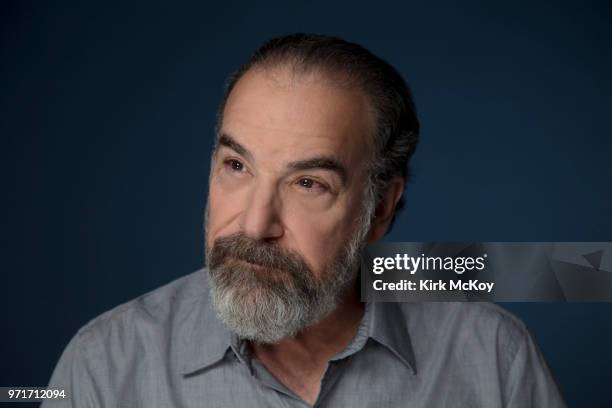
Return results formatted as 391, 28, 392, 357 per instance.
216, 33, 420, 232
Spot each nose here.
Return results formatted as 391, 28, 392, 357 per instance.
239, 182, 284, 241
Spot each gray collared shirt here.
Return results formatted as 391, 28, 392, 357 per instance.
43, 269, 565, 407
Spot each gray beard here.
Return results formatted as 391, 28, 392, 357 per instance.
206, 231, 363, 344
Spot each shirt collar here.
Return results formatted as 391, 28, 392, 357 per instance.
367, 301, 417, 374
327, 300, 417, 374
179, 271, 233, 375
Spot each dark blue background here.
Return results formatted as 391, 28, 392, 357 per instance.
2, 1, 611, 406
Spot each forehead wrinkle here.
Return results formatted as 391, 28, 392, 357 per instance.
231, 66, 374, 138
255, 64, 378, 149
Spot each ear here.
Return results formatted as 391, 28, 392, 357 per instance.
367, 176, 405, 242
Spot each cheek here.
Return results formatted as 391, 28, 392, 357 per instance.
285, 208, 356, 276
206, 182, 246, 243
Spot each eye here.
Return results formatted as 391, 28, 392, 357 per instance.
223, 159, 245, 172
299, 178, 314, 188
296, 177, 329, 194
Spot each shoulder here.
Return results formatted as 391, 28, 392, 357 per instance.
400, 301, 527, 334
66, 269, 213, 368
398, 302, 529, 365
44, 270, 216, 404
77, 269, 209, 337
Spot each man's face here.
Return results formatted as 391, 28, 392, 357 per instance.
205, 66, 375, 342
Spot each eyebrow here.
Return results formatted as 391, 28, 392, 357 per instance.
218, 133, 253, 162
217, 132, 348, 187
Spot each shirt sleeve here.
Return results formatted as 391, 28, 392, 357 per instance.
41, 332, 103, 408
503, 327, 567, 408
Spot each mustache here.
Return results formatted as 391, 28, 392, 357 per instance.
208, 233, 312, 274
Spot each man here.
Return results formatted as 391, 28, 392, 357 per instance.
44, 34, 565, 407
